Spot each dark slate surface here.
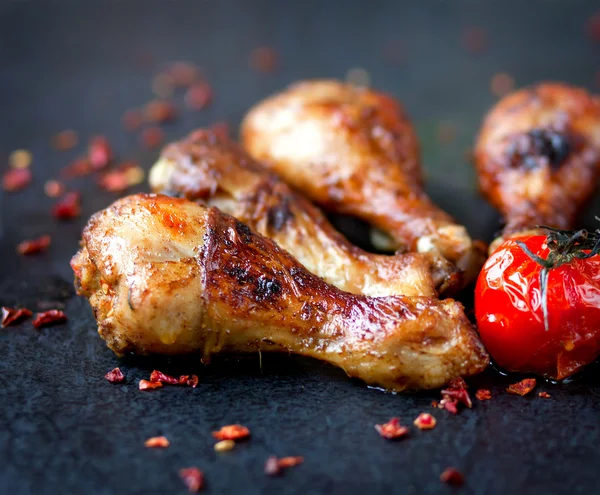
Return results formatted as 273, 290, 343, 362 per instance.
1, 1, 600, 494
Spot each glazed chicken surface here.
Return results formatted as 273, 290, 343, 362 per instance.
474, 83, 600, 251
71, 194, 488, 391
241, 80, 486, 283
148, 129, 459, 298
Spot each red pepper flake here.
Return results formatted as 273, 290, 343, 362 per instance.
186, 375, 199, 388
60, 157, 92, 178
168, 61, 200, 87
507, 378, 537, 396
212, 424, 251, 441
185, 83, 213, 111
139, 379, 163, 390
9, 149, 33, 169
52, 130, 78, 151
490, 72, 515, 98
374, 418, 409, 440
586, 12, 600, 42
440, 377, 472, 410
413, 413, 436, 430
144, 100, 177, 123
150, 369, 180, 385
88, 136, 112, 170
144, 436, 170, 448
98, 170, 129, 193
440, 467, 465, 486
264, 456, 303, 476
17, 235, 51, 255
122, 109, 143, 131
475, 389, 492, 401
211, 122, 230, 139
32, 309, 67, 328
140, 127, 164, 149
441, 389, 472, 409
179, 467, 204, 493
2, 168, 32, 192
44, 180, 65, 198
439, 398, 459, 415
539, 391, 551, 399
1, 307, 33, 327
52, 191, 81, 220
105, 367, 125, 383
461, 26, 488, 54
431, 400, 439, 408
249, 46, 279, 73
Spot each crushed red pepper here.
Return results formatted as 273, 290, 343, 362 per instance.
144, 436, 170, 448
538, 391, 551, 399
105, 367, 125, 383
149, 370, 199, 387
475, 389, 492, 401
1, 307, 33, 327
140, 127, 164, 149
507, 378, 537, 396
52, 130, 78, 151
144, 100, 177, 123
179, 467, 204, 493
17, 235, 51, 255
185, 83, 213, 111
122, 109, 143, 131
3, 168, 32, 192
212, 424, 251, 441
264, 456, 303, 476
32, 310, 67, 328
249, 46, 278, 73
60, 157, 92, 178
52, 192, 81, 219
440, 467, 465, 485
375, 418, 409, 440
168, 61, 200, 87
88, 136, 112, 170
413, 413, 436, 430
44, 180, 65, 198
439, 378, 472, 414
139, 379, 163, 390
98, 170, 129, 193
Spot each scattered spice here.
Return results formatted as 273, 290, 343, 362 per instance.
440, 467, 465, 486
212, 424, 251, 441
52, 192, 81, 220
185, 83, 213, 110
490, 72, 515, 97
140, 127, 164, 149
124, 166, 145, 186
3, 168, 32, 192
211, 122, 229, 139
139, 379, 163, 390
52, 130, 78, 151
105, 367, 125, 383
60, 157, 92, 178
150, 369, 180, 385
475, 389, 492, 401
439, 398, 458, 415
9, 149, 32, 169
461, 26, 488, 54
122, 109, 143, 131
98, 170, 129, 193
144, 436, 170, 448
88, 136, 112, 170
1, 307, 33, 327
32, 310, 67, 328
375, 418, 409, 440
168, 61, 200, 87
214, 440, 235, 452
17, 235, 51, 255
413, 413, 436, 430
507, 378, 537, 396
586, 12, 600, 42
179, 467, 204, 493
264, 456, 303, 476
44, 180, 65, 198
539, 391, 551, 399
249, 46, 278, 73
144, 100, 177, 123
186, 375, 199, 388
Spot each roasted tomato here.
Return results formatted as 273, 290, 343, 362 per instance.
475, 231, 600, 379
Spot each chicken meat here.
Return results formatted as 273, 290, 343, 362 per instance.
71, 194, 488, 391
148, 128, 459, 298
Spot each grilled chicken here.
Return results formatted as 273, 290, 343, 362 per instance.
241, 80, 486, 284
71, 194, 488, 391
474, 82, 600, 251
148, 129, 459, 298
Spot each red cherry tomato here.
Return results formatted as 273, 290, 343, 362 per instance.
475, 235, 600, 379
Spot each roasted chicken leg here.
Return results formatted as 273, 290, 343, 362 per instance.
241, 80, 486, 283
71, 194, 488, 391
474, 82, 600, 251
148, 129, 459, 298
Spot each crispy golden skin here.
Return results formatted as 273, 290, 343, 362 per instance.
474, 82, 600, 251
71, 194, 488, 391
241, 80, 486, 283
148, 129, 459, 298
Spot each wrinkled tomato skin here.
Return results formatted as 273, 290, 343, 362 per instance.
475, 236, 600, 379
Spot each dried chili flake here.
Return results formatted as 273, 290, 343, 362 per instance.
168, 61, 200, 87
139, 379, 163, 390
507, 378, 537, 396
122, 109, 143, 131
52, 130, 78, 151
278, 457, 303, 468
144, 436, 170, 448
185, 83, 213, 111
179, 467, 204, 493
144, 100, 177, 123
88, 136, 112, 170
32, 310, 67, 328
1, 307, 33, 327
249, 46, 278, 73
186, 375, 199, 388
9, 149, 32, 169
441, 378, 472, 409
44, 180, 65, 198
212, 424, 250, 441
475, 389, 492, 401
150, 369, 180, 385
98, 170, 129, 193
431, 400, 439, 408
214, 439, 235, 452
264, 456, 303, 476
17, 235, 51, 255
438, 397, 459, 415
211, 122, 230, 139
413, 413, 436, 430
440, 467, 465, 486
539, 391, 551, 399
461, 26, 488, 54
3, 168, 32, 192
375, 418, 409, 440
105, 367, 125, 383
61, 157, 92, 178
490, 72, 515, 98
140, 127, 164, 149
52, 192, 80, 219
264, 456, 281, 476
586, 13, 600, 43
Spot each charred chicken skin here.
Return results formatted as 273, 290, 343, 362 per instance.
71, 194, 488, 391
241, 80, 486, 283
474, 83, 600, 251
148, 129, 459, 298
